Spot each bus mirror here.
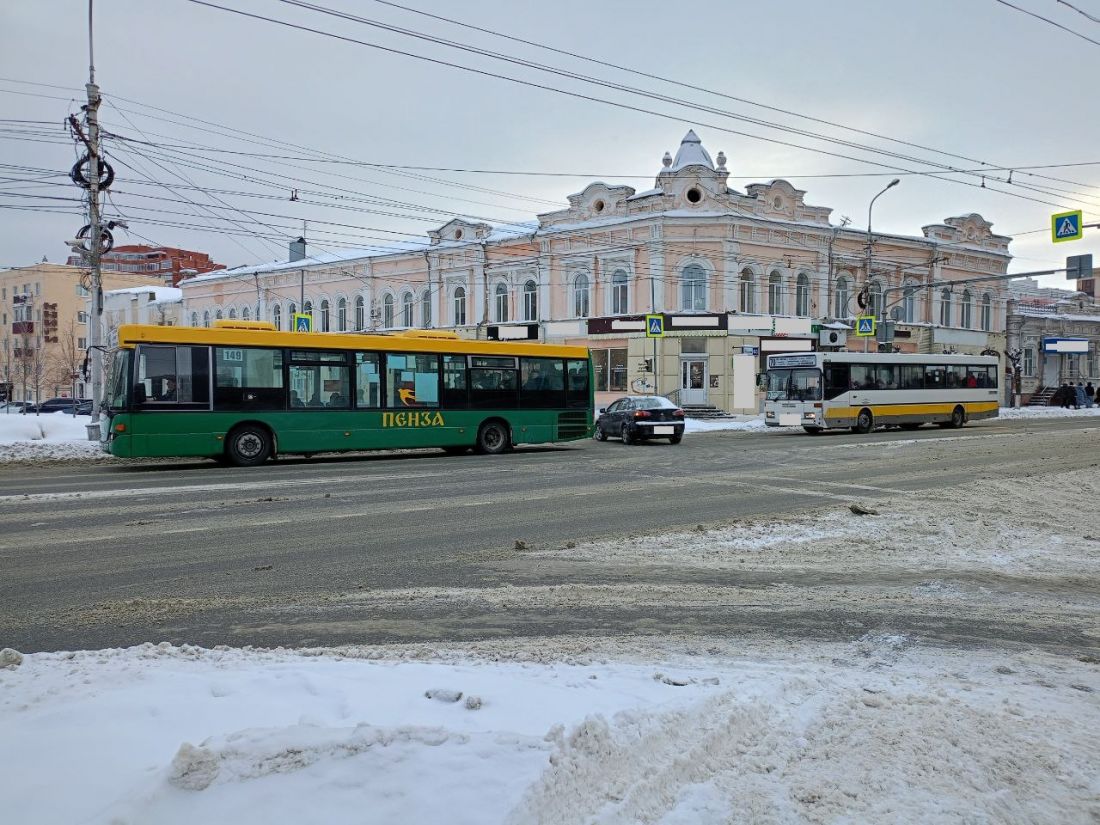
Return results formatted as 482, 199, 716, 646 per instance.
133, 384, 147, 404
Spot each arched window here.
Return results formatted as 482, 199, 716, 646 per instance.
795, 274, 810, 317
288, 302, 297, 319
241, 306, 250, 321
227, 308, 236, 320
401, 291, 414, 327
523, 279, 538, 321
203, 310, 210, 327
738, 268, 754, 313
572, 273, 590, 317
495, 283, 509, 322
303, 301, 313, 326
939, 289, 952, 327
337, 297, 347, 332
868, 280, 883, 320
355, 296, 365, 330
960, 289, 973, 329
190, 311, 198, 327
215, 309, 224, 321
319, 299, 330, 332
834, 276, 850, 318
980, 293, 992, 332
273, 304, 282, 331
682, 264, 707, 311
383, 294, 394, 328
421, 290, 432, 327
768, 271, 783, 315
611, 270, 628, 315
453, 286, 466, 326
902, 281, 918, 323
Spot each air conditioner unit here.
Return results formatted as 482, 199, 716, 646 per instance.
819, 329, 847, 347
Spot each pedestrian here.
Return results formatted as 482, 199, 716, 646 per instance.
1055, 382, 1073, 408
1086, 381, 1095, 408
1074, 382, 1087, 410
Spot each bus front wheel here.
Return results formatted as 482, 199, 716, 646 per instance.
476, 421, 511, 455
949, 406, 966, 429
852, 409, 874, 434
226, 425, 273, 466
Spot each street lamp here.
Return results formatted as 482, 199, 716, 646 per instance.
864, 178, 900, 350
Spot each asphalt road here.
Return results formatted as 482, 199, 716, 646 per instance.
2, 416, 1098, 653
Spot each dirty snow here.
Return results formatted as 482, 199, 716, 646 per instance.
0, 412, 102, 462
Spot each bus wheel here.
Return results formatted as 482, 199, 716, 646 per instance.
476, 421, 510, 455
852, 409, 874, 434
949, 406, 966, 428
226, 425, 272, 466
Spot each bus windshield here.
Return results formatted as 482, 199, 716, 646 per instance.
767, 368, 822, 401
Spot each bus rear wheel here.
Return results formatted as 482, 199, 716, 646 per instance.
226, 425, 272, 466
949, 406, 966, 428
476, 421, 510, 455
852, 409, 874, 434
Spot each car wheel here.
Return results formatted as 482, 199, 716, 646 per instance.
593, 424, 606, 441
669, 435, 682, 445
476, 420, 510, 454
226, 425, 272, 467
620, 424, 636, 445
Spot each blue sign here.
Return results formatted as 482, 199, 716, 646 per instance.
1052, 210, 1083, 243
293, 312, 312, 333
855, 316, 876, 337
645, 314, 665, 338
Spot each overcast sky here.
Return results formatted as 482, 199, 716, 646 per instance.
2, 0, 1098, 287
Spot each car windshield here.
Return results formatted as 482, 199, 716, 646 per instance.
633, 397, 675, 410
766, 368, 822, 401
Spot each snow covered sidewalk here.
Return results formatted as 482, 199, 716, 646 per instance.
0, 412, 103, 462
1, 638, 1096, 825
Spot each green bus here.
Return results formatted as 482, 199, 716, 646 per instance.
102, 321, 593, 466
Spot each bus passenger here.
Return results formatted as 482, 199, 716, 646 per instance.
290, 391, 304, 408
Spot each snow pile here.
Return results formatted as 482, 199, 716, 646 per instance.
684, 415, 776, 433
0, 412, 102, 462
0, 640, 1095, 824
998, 404, 1100, 420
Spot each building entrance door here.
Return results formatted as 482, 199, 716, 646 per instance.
680, 359, 708, 405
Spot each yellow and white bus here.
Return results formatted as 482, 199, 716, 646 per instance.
764, 352, 1000, 434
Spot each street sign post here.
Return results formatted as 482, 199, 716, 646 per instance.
293, 313, 312, 333
855, 316, 876, 337
644, 314, 665, 338
1052, 210, 1083, 243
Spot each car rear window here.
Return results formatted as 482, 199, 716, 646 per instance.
634, 398, 675, 410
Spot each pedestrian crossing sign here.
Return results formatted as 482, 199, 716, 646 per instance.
293, 312, 312, 332
1052, 210, 1083, 243
855, 316, 876, 337
645, 314, 665, 338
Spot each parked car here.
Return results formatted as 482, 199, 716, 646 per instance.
594, 395, 685, 445
34, 398, 92, 414
0, 401, 33, 413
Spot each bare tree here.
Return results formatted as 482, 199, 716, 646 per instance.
48, 321, 85, 407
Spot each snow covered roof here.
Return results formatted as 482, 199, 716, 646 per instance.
670, 130, 714, 171
105, 286, 182, 304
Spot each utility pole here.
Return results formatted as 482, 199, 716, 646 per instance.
84, 0, 105, 434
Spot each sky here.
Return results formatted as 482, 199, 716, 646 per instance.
2, 0, 1098, 288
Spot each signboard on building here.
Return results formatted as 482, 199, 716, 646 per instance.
1042, 337, 1088, 354
1052, 210, 1083, 243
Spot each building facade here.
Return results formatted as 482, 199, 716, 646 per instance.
180, 131, 1014, 412
1007, 295, 1100, 403
67, 244, 223, 287
99, 285, 183, 330
0, 263, 164, 402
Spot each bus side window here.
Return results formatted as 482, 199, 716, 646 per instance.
824, 364, 850, 400
565, 359, 590, 409
441, 355, 467, 408
925, 366, 945, 388
850, 364, 874, 390
900, 365, 924, 389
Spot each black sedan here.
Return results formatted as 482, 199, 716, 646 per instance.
34, 398, 93, 414
594, 395, 685, 445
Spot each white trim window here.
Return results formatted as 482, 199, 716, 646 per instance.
421, 290, 432, 328
611, 269, 628, 315
737, 268, 753, 313
795, 273, 810, 317
401, 291, 414, 327
495, 283, 509, 323
939, 289, 952, 327
960, 290, 973, 329
355, 296, 365, 331
834, 276, 849, 318
868, 280, 883, 320
902, 281, 918, 323
383, 294, 394, 328
320, 299, 330, 332
190, 311, 199, 327
452, 286, 466, 326
1022, 346, 1035, 376
523, 279, 538, 322
769, 271, 783, 315
272, 304, 282, 331
337, 297, 347, 332
572, 273, 590, 318
241, 306, 250, 321
682, 264, 708, 311
980, 293, 992, 332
